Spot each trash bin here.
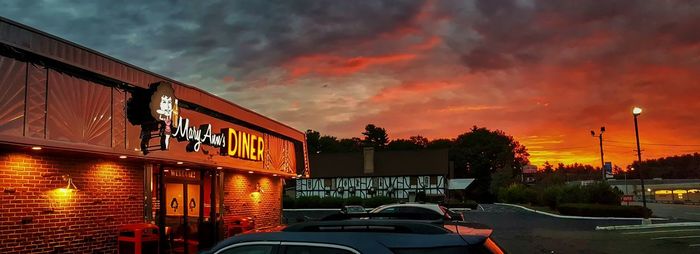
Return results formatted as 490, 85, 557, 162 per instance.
118, 223, 159, 254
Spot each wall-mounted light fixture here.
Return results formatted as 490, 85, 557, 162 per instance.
31, 146, 42, 151
250, 183, 264, 202
119, 155, 127, 159
62, 174, 78, 191
42, 173, 79, 191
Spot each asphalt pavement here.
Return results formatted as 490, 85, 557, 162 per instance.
467, 204, 700, 254
629, 202, 700, 221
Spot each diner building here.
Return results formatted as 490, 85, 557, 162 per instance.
0, 17, 309, 253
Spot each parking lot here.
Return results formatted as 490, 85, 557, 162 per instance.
466, 204, 700, 254
284, 204, 700, 253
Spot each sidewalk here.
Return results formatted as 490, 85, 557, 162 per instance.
496, 203, 668, 221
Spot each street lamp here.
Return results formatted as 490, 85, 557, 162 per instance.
624, 166, 634, 195
591, 126, 606, 181
632, 106, 647, 217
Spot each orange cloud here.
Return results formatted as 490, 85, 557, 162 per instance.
286, 53, 416, 78
370, 81, 457, 103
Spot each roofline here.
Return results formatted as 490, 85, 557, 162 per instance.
0, 16, 304, 138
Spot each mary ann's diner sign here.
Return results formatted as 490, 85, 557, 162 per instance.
133, 81, 264, 161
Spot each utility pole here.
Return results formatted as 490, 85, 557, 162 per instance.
632, 107, 647, 215
591, 126, 606, 181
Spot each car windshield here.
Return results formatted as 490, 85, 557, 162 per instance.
2, 1, 699, 254
347, 207, 365, 213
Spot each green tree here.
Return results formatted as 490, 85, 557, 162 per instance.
453, 126, 529, 201
318, 135, 340, 152
409, 135, 429, 148
427, 138, 454, 149
387, 139, 421, 150
338, 138, 363, 152
305, 129, 321, 153
362, 124, 389, 148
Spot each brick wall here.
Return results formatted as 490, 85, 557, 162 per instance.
0, 151, 144, 253
222, 173, 282, 228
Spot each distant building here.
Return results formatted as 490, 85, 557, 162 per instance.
607, 179, 700, 203
295, 148, 455, 201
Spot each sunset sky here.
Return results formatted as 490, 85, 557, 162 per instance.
2, 0, 699, 167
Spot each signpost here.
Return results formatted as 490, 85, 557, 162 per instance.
622, 195, 634, 205
604, 162, 613, 179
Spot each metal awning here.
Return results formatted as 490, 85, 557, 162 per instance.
448, 179, 475, 190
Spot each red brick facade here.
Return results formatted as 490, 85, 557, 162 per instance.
223, 173, 282, 228
0, 151, 144, 253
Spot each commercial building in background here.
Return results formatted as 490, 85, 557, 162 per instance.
295, 148, 455, 201
0, 17, 309, 253
607, 179, 700, 203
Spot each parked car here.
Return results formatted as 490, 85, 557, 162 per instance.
370, 203, 465, 221
203, 219, 505, 254
341, 205, 367, 214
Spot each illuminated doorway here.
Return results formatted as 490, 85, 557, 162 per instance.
153, 166, 221, 254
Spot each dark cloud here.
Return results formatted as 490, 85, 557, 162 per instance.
0, 0, 425, 83
2, 0, 700, 166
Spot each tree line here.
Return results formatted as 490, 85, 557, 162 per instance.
306, 124, 530, 202
631, 153, 700, 179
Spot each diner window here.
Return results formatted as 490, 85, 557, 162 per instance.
410, 177, 418, 186
430, 176, 438, 185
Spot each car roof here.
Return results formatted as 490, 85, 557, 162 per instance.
208, 231, 485, 253
371, 203, 443, 213
206, 220, 487, 253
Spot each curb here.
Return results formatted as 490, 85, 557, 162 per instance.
596, 222, 700, 231
494, 203, 669, 221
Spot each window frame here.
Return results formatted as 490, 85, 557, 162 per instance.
213, 241, 281, 254
281, 242, 361, 254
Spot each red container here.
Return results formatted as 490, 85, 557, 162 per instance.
118, 224, 159, 254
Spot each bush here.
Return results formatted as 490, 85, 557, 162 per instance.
295, 196, 321, 208
557, 203, 652, 218
319, 197, 345, 208
364, 196, 396, 208
558, 185, 585, 204
498, 184, 536, 204
344, 196, 364, 206
581, 182, 622, 205
537, 185, 562, 209
283, 196, 296, 209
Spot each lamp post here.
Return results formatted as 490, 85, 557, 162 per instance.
632, 107, 647, 215
591, 126, 606, 181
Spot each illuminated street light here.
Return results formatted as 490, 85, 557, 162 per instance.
632, 106, 647, 218
633, 107, 643, 116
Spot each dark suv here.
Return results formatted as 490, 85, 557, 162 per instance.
204, 219, 505, 254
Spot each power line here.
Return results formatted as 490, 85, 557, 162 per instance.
528, 145, 596, 151
606, 139, 700, 147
